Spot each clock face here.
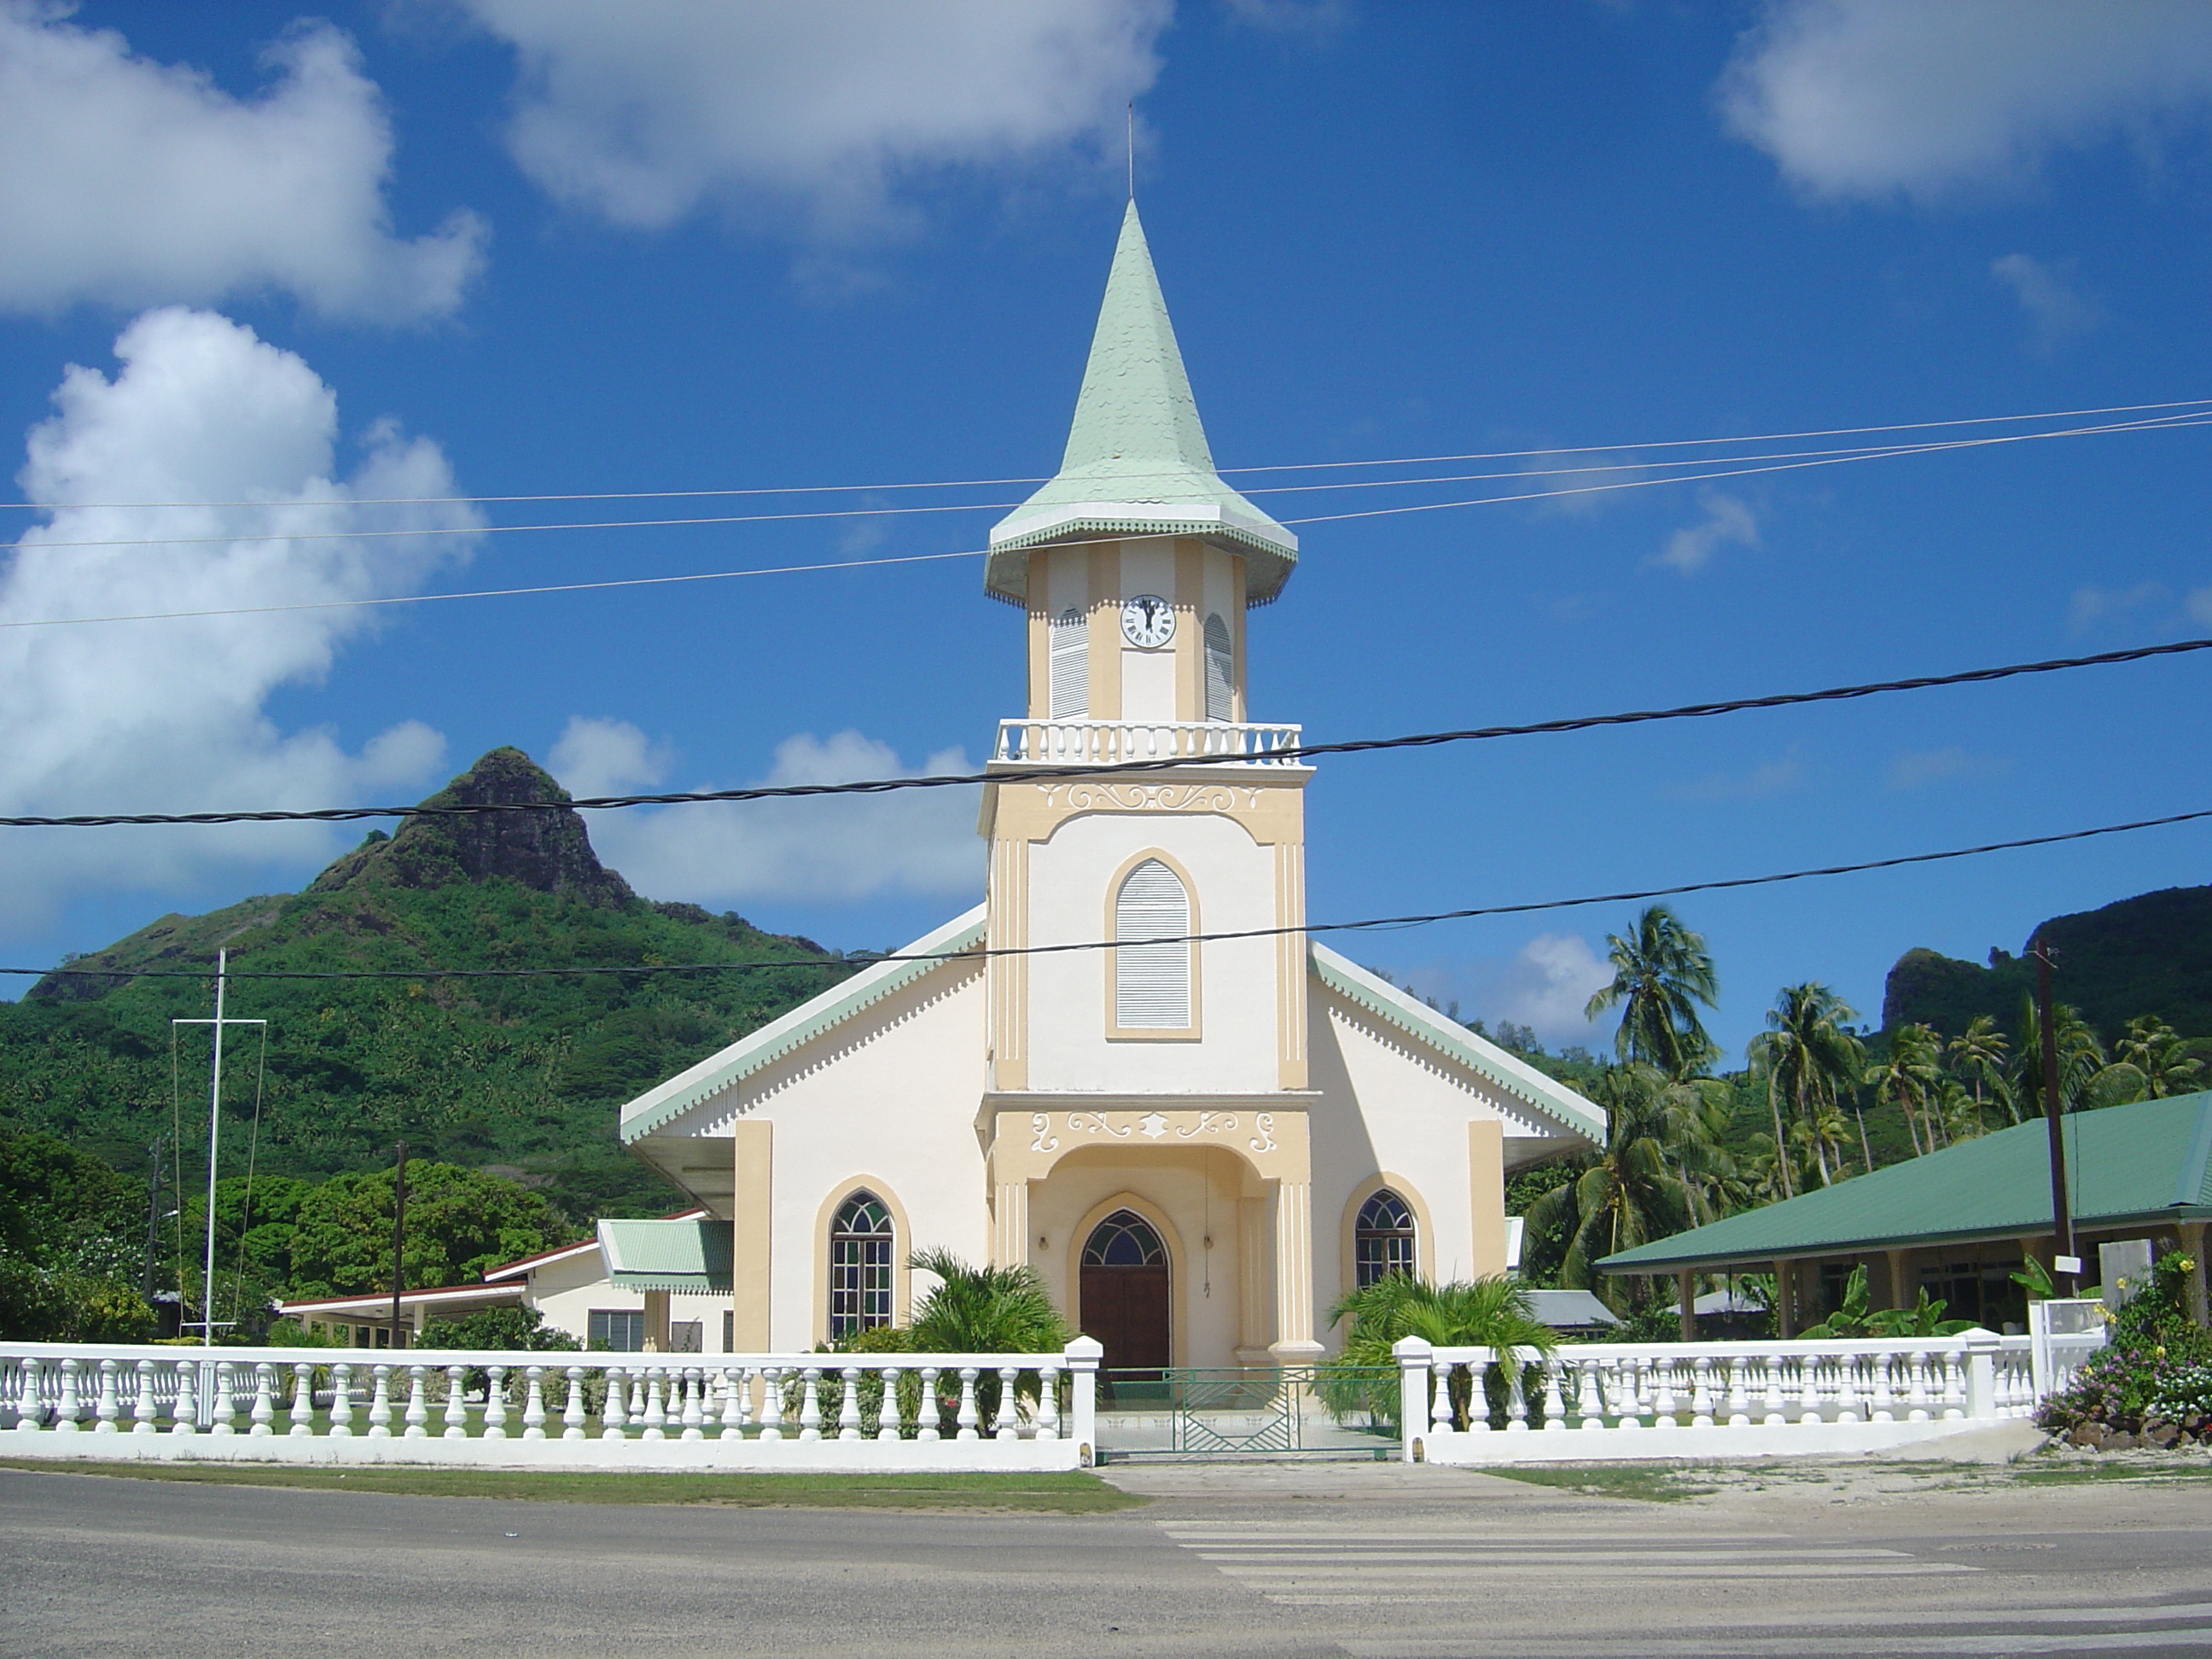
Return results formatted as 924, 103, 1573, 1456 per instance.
1120, 594, 1175, 649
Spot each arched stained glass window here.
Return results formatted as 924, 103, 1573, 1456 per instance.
1114, 859, 1190, 1029
830, 1190, 894, 1338
1048, 607, 1088, 719
1082, 1210, 1167, 1266
1202, 613, 1234, 722
1354, 1190, 1416, 1288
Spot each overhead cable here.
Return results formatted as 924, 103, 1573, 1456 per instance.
14, 804, 2209, 981
3, 633, 2205, 829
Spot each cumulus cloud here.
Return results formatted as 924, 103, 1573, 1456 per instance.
1990, 253, 2103, 350
1662, 750, 1805, 803
2191, 587, 2212, 627
570, 729, 982, 904
0, 307, 480, 929
1887, 746, 2008, 791
1720, 0, 2212, 202
456, 0, 1167, 236
0, 3, 484, 320
2068, 580, 2166, 632
1654, 489, 1759, 574
1389, 934, 1613, 1051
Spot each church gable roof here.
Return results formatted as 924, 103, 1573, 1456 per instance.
1308, 942, 1605, 1144
987, 201, 1297, 605
618, 903, 986, 1144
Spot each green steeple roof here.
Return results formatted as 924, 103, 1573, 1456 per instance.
987, 201, 1297, 605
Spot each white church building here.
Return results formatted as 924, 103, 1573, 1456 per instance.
610, 203, 1604, 1371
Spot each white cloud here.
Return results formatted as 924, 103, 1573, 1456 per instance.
0, 3, 484, 320
1990, 253, 2103, 350
1887, 746, 2008, 791
1662, 749, 1805, 803
574, 730, 983, 904
2191, 587, 2212, 626
0, 307, 481, 930
549, 716, 673, 800
1654, 489, 1759, 575
1389, 934, 1613, 1051
1720, 0, 2212, 202
2068, 580, 2165, 632
456, 0, 1168, 236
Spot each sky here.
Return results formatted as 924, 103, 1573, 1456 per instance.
3, 0, 2211, 1060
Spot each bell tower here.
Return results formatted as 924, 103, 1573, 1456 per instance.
977, 202, 1311, 1098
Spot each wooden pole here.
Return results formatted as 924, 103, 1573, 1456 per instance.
390, 1140, 408, 1350
2034, 945, 2076, 1295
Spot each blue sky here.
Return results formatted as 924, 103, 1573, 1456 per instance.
3, 1, 2210, 1058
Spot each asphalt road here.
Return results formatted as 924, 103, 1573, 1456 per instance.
6, 1459, 2211, 1657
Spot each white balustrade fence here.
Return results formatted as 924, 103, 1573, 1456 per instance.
1393, 1326, 2106, 1464
992, 719, 1303, 766
0, 1339, 1102, 1471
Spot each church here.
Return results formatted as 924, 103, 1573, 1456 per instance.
607, 203, 1604, 1371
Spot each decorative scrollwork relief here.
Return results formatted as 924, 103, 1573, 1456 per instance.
1051, 783, 1259, 815
1027, 1114, 1058, 1154
1064, 1112, 1131, 1138
1174, 1111, 1239, 1138
1249, 1112, 1278, 1154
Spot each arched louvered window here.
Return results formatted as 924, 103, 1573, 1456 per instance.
1048, 607, 1088, 719
1114, 859, 1191, 1029
1354, 1190, 1417, 1288
829, 1190, 894, 1338
1203, 613, 1234, 722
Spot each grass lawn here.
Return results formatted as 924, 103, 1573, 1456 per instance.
0, 1459, 1146, 1512
1476, 1463, 1718, 1502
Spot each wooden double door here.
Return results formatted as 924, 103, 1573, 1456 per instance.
1079, 1209, 1171, 1376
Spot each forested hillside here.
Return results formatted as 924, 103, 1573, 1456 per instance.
0, 749, 857, 1221
1883, 884, 2212, 1041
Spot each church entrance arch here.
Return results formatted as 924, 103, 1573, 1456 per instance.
1080, 1209, 1171, 1377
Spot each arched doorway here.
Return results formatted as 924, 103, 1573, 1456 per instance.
1080, 1209, 1171, 1377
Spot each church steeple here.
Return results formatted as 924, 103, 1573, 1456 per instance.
987, 202, 1297, 607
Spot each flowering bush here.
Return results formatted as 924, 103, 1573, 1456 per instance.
2035, 1251, 2212, 1444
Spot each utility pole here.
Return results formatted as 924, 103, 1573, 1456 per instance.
2034, 942, 2079, 1295
390, 1140, 409, 1350
172, 948, 265, 1348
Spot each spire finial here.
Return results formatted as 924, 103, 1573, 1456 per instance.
1126, 103, 1135, 201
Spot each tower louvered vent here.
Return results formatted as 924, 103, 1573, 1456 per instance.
1049, 607, 1088, 719
1115, 859, 1190, 1028
1203, 613, 1233, 721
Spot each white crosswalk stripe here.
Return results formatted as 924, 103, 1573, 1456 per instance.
1158, 1524, 2212, 1656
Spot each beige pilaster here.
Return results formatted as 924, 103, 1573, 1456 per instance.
1468, 1119, 1507, 1277
1270, 1180, 1322, 1359
1882, 1247, 1913, 1313
1026, 601, 1050, 718
992, 1181, 1030, 1271
729, 1119, 771, 1352
1086, 543, 1119, 719
1230, 555, 1248, 719
985, 831, 1029, 1091
641, 1289, 671, 1353
1275, 840, 1308, 1089
1236, 1195, 1271, 1363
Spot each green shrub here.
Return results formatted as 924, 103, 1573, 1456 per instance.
2035, 1251, 2212, 1435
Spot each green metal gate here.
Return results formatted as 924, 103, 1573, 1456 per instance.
1094, 1365, 1400, 1458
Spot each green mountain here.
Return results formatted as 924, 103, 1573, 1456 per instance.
0, 748, 855, 1220
1882, 883, 2212, 1042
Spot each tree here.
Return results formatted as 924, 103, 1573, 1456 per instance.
1947, 1015, 2014, 1124
287, 1161, 579, 1298
1584, 905, 1720, 1079
903, 1249, 1072, 1353
419, 1304, 579, 1352
1749, 985, 1866, 1190
1866, 1023, 1942, 1157
1520, 1064, 1696, 1307
2009, 998, 2108, 1115
1318, 1274, 1556, 1429
2114, 1016, 2205, 1099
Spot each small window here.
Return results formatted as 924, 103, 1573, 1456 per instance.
722, 1309, 734, 1352
830, 1190, 895, 1339
1114, 859, 1191, 1028
589, 1309, 645, 1352
1082, 1210, 1167, 1266
1354, 1190, 1417, 1288
1049, 607, 1088, 719
1203, 613, 1234, 721
667, 1320, 702, 1354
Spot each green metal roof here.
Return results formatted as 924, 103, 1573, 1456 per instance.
597, 1216, 731, 1294
987, 201, 1297, 606
618, 905, 987, 1144
1598, 1090, 2212, 1273
1308, 943, 1606, 1144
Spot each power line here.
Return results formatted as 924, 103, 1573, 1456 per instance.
13, 803, 2208, 981
3, 632, 2206, 829
5, 394, 2206, 512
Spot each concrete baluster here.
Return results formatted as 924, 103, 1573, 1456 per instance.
402, 1365, 430, 1439
641, 1368, 668, 1441
1651, 1358, 1679, 1429
720, 1366, 749, 1438
246, 1362, 276, 1436
757, 1368, 783, 1441
681, 1368, 706, 1441
1502, 1353, 1528, 1432
366, 1364, 393, 1437
603, 1366, 630, 1438
916, 1366, 941, 1442
1539, 1358, 1567, 1432
1760, 1353, 1788, 1426
14, 1356, 43, 1432
835, 1365, 864, 1441
1431, 1361, 1458, 1438
54, 1357, 82, 1434
1034, 1365, 1061, 1441
1689, 1356, 1714, 1429
798, 1366, 824, 1442
955, 1367, 981, 1441
131, 1359, 160, 1434
1726, 1353, 1751, 1428
485, 1365, 510, 1438
1796, 1352, 1824, 1424
563, 1366, 588, 1441
875, 1365, 905, 1441
438, 1365, 466, 1439
94, 1358, 122, 1434
292, 1362, 318, 1436
1611, 1357, 1642, 1431
996, 1367, 1022, 1441
328, 1365, 353, 1437
1870, 1352, 1895, 1423
1575, 1357, 1604, 1431
1834, 1355, 1861, 1424
1905, 1350, 1932, 1422
1946, 1343, 1976, 1421
172, 1359, 200, 1436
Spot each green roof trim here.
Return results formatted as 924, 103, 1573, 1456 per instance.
618, 904, 987, 1144
988, 201, 1296, 606
597, 1216, 731, 1295
1598, 1090, 2212, 1272
1307, 942, 1605, 1144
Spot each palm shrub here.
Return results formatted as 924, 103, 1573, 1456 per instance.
1797, 1266, 1971, 1338
1318, 1274, 1555, 1430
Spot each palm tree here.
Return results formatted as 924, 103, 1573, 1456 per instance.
1947, 1015, 2014, 1124
2010, 998, 2107, 1115
1654, 1074, 1738, 1223
897, 1249, 1073, 1431
1866, 1023, 1942, 1157
1749, 984, 1866, 1190
1321, 1275, 1556, 1429
1584, 905, 1720, 1079
1522, 1064, 1696, 1307
2115, 1015, 2205, 1099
